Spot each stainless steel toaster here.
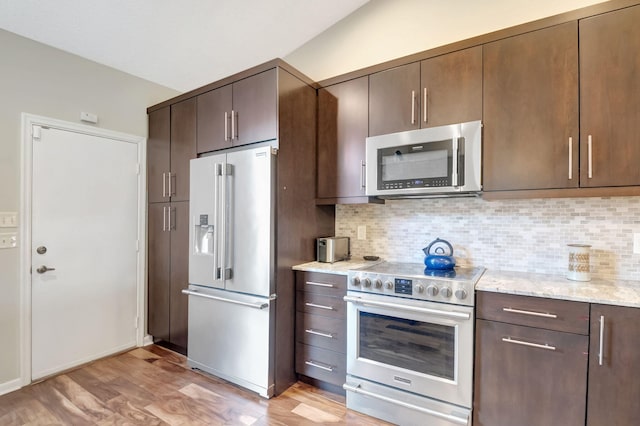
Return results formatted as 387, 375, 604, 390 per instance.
317, 237, 350, 263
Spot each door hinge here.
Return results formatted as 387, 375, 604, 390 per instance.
136, 239, 140, 252
136, 163, 140, 175
134, 316, 139, 329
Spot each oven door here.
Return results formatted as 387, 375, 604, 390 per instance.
344, 291, 474, 408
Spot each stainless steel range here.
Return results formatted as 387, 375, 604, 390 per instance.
344, 262, 485, 426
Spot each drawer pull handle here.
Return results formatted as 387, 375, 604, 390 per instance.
305, 302, 334, 311
502, 307, 557, 319
306, 281, 335, 288
502, 337, 556, 351
598, 315, 605, 366
305, 329, 334, 339
305, 360, 334, 372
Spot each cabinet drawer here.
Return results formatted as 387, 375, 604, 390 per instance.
476, 291, 589, 335
296, 291, 345, 318
296, 343, 346, 387
474, 319, 588, 426
296, 312, 345, 353
295, 271, 347, 297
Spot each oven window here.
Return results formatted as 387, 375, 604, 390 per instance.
359, 311, 455, 380
381, 149, 448, 181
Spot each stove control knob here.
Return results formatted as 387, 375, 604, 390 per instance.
426, 285, 439, 297
455, 289, 468, 300
374, 279, 383, 289
385, 281, 394, 290
441, 287, 452, 298
363, 278, 372, 288
415, 284, 425, 293
352, 277, 361, 286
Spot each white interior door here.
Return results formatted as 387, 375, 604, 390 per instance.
31, 125, 139, 380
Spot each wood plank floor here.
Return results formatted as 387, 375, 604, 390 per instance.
0, 345, 392, 425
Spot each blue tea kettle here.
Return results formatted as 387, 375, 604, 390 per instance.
423, 238, 456, 270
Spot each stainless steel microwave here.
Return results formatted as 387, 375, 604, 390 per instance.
365, 120, 482, 198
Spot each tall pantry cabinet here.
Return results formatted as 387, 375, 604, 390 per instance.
147, 99, 196, 354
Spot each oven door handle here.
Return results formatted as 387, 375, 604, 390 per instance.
343, 296, 470, 320
343, 383, 470, 425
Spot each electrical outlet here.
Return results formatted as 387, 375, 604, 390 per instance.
0, 233, 17, 249
0, 212, 17, 228
357, 225, 367, 240
634, 233, 640, 254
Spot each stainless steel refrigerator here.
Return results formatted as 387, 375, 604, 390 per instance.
184, 144, 277, 397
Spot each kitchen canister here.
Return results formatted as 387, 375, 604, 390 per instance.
567, 244, 591, 281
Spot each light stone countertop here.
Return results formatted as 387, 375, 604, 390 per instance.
292, 259, 383, 276
293, 261, 640, 308
476, 269, 640, 309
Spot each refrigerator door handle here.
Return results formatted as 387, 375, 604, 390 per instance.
222, 163, 233, 280
213, 163, 223, 280
182, 289, 272, 310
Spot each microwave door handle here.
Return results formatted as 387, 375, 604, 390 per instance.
451, 138, 458, 187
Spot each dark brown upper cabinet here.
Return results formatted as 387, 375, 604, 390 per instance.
483, 22, 579, 192
170, 98, 197, 201
369, 47, 482, 137
147, 107, 170, 203
196, 84, 232, 152
197, 68, 277, 153
317, 76, 371, 202
147, 100, 196, 203
420, 46, 482, 128
369, 62, 420, 136
579, 4, 640, 188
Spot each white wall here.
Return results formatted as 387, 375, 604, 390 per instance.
0, 29, 179, 389
285, 0, 608, 82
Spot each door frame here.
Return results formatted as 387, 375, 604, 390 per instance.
19, 113, 147, 386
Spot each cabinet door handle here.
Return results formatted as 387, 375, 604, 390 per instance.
305, 302, 334, 311
568, 137, 573, 180
360, 160, 366, 189
598, 315, 605, 366
305, 281, 335, 288
588, 135, 593, 179
162, 206, 167, 232
168, 206, 175, 231
423, 87, 428, 124
502, 307, 558, 319
224, 111, 229, 141
167, 172, 174, 197
305, 328, 334, 339
305, 360, 334, 372
231, 109, 236, 140
162, 172, 167, 198
502, 337, 556, 351
411, 90, 416, 124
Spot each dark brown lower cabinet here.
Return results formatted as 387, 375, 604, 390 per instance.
295, 271, 347, 391
587, 304, 640, 426
147, 201, 189, 354
474, 319, 588, 426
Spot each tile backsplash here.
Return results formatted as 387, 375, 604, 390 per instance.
336, 196, 640, 281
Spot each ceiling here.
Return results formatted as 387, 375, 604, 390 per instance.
0, 0, 369, 92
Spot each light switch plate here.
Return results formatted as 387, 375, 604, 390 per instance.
0, 233, 17, 249
0, 212, 17, 228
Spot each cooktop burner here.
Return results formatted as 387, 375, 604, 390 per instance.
347, 262, 485, 306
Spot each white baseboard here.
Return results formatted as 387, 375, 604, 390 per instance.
142, 334, 154, 346
0, 378, 22, 396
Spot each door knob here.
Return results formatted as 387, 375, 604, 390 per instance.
36, 265, 56, 274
